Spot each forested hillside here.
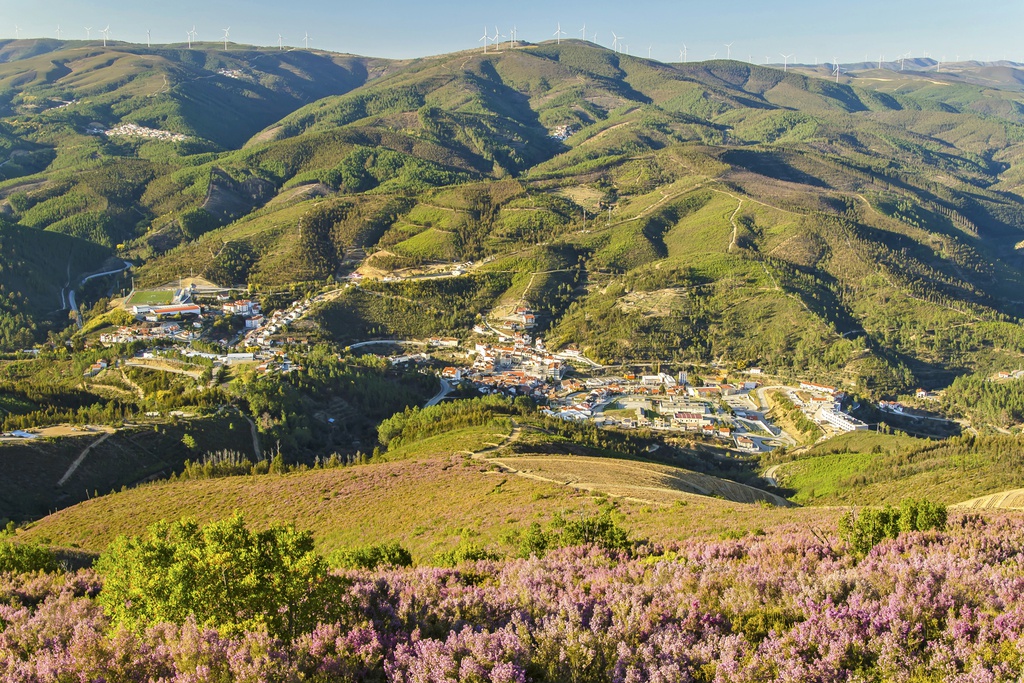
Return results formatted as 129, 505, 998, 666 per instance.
0, 39, 1022, 390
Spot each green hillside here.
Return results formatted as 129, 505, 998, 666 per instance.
17, 420, 832, 559
0, 39, 1022, 388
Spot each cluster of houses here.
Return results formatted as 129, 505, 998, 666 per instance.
83, 359, 109, 377
995, 370, 1024, 380
237, 298, 310, 349
91, 122, 190, 142
549, 124, 580, 141
99, 321, 199, 345
471, 340, 566, 380
487, 306, 537, 333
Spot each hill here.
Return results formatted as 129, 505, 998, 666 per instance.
0, 41, 1021, 391
17, 427, 828, 558
764, 431, 1024, 505
955, 488, 1024, 509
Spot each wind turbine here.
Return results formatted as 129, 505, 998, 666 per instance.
878, 54, 883, 70
580, 23, 586, 41
679, 48, 684, 62
833, 58, 841, 83
187, 25, 197, 49
85, 26, 92, 40
710, 51, 717, 60
56, 25, 62, 40
780, 53, 792, 72
724, 42, 733, 59
480, 26, 490, 52
648, 45, 652, 59
100, 26, 110, 47
553, 22, 566, 45
682, 44, 688, 63
146, 29, 151, 48
14, 26, 20, 39
221, 27, 230, 51
611, 32, 619, 52
278, 34, 284, 50
303, 31, 310, 49
491, 26, 502, 50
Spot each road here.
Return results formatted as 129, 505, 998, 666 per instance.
424, 379, 452, 408
64, 260, 133, 329
762, 464, 784, 487
348, 339, 427, 350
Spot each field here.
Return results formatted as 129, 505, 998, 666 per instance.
768, 431, 1024, 505
18, 445, 839, 559
490, 454, 791, 506
126, 290, 173, 306
955, 488, 1024, 510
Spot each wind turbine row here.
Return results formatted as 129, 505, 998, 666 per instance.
9, 24, 317, 52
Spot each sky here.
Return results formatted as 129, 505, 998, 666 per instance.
0, 0, 1019, 65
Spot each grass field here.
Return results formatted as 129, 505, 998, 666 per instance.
126, 290, 173, 306
19, 454, 839, 560
490, 453, 792, 507
770, 432, 1024, 506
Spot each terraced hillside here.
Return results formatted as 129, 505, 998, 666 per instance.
955, 488, 1024, 510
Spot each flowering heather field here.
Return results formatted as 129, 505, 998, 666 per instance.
4, 513, 1024, 682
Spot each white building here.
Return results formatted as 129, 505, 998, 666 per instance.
820, 407, 868, 432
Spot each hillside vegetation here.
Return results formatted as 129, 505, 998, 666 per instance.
0, 41, 1020, 392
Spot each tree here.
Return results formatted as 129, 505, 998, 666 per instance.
96, 514, 348, 642
838, 498, 947, 558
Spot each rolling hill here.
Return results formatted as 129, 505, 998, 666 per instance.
17, 422, 829, 559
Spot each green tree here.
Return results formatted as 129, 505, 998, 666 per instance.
839, 498, 947, 558
96, 514, 347, 641
0, 541, 60, 573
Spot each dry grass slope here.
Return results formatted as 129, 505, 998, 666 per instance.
491, 454, 793, 507
954, 489, 1024, 510
20, 454, 833, 560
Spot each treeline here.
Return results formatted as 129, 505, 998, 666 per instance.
377, 394, 527, 450
942, 374, 1024, 427
173, 448, 369, 481
236, 345, 436, 456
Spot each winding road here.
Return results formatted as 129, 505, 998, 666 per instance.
64, 260, 133, 329
424, 379, 453, 408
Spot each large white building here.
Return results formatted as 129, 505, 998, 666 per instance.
820, 406, 868, 432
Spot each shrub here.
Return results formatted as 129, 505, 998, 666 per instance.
554, 509, 631, 551
432, 541, 499, 567
95, 514, 347, 641
331, 542, 413, 570
0, 541, 60, 573
839, 498, 947, 558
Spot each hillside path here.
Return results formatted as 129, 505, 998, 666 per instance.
57, 432, 112, 487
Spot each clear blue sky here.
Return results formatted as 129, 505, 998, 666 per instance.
0, 0, 1019, 64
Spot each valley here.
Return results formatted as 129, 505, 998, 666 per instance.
0, 36, 1019, 549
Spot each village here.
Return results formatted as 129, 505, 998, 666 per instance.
97, 286, 878, 454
